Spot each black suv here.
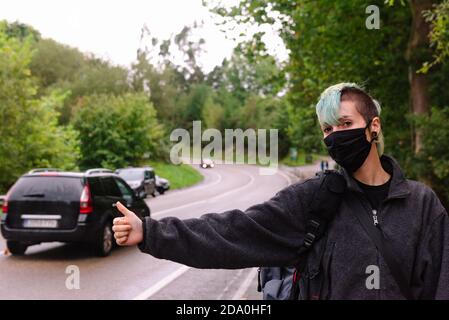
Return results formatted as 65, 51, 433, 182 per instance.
0, 168, 150, 257
116, 167, 156, 198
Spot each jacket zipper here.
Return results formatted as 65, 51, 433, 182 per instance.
257, 267, 262, 292
372, 209, 379, 227
357, 192, 387, 228
360, 194, 388, 299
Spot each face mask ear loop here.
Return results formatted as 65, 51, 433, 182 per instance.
365, 119, 377, 143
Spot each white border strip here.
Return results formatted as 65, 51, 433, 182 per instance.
152, 168, 254, 218
134, 165, 290, 300
231, 268, 259, 300
133, 265, 191, 300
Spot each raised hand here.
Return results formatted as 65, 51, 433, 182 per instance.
112, 201, 144, 246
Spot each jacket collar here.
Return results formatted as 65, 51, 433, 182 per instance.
341, 154, 411, 200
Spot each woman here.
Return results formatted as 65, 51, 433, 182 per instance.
112, 83, 449, 299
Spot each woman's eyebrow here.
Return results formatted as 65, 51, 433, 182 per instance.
338, 115, 352, 120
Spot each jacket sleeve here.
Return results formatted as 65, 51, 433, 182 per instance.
137, 183, 309, 269
414, 208, 449, 299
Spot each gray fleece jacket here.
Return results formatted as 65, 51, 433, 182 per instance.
138, 155, 449, 299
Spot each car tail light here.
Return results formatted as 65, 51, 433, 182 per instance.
2, 191, 9, 214
79, 184, 93, 214
2, 196, 8, 214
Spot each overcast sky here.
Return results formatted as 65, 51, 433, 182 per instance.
1, 0, 254, 72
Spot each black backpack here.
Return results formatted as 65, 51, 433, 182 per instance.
257, 169, 347, 300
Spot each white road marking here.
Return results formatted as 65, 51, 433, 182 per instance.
276, 167, 294, 186
152, 167, 254, 218
231, 268, 259, 300
216, 269, 245, 300
133, 165, 289, 300
156, 169, 222, 200
133, 265, 191, 300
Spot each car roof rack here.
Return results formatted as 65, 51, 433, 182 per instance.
115, 166, 133, 171
117, 166, 153, 171
28, 168, 62, 174
85, 168, 114, 175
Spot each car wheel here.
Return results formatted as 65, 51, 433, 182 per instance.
7, 241, 28, 255
95, 221, 113, 257
159, 189, 165, 195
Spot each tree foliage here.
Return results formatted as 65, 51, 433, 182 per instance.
205, 0, 449, 205
421, 0, 449, 72
0, 23, 79, 191
72, 93, 164, 170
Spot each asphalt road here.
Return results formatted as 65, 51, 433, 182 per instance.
0, 163, 301, 300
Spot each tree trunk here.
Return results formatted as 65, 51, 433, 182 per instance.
406, 0, 434, 154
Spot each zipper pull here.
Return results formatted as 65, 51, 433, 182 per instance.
372, 209, 379, 226
257, 267, 262, 292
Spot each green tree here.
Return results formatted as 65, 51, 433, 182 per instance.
207, 0, 411, 156
412, 107, 449, 208
29, 38, 130, 124
421, 0, 449, 72
207, 43, 285, 104
72, 93, 164, 169
29, 38, 85, 89
205, 43, 287, 137
131, 50, 183, 131
179, 84, 212, 128
0, 23, 79, 191
202, 94, 224, 130
62, 56, 130, 100
3, 20, 40, 42
207, 0, 449, 209
22, 91, 80, 172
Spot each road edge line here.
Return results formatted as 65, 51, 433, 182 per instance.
133, 265, 191, 300
231, 268, 259, 300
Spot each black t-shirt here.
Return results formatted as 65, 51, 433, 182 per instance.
355, 177, 391, 210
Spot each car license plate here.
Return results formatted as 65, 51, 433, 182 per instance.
23, 219, 58, 228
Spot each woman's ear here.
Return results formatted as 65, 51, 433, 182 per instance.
370, 117, 381, 140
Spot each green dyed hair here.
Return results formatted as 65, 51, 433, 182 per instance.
316, 82, 384, 156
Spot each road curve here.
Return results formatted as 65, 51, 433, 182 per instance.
0, 163, 299, 300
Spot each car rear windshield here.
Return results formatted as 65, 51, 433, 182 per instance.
118, 169, 144, 180
9, 176, 84, 201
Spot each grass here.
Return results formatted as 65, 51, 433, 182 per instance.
171, 148, 325, 169
142, 150, 324, 192
146, 161, 204, 190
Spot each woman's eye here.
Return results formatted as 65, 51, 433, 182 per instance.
343, 121, 352, 127
323, 127, 332, 133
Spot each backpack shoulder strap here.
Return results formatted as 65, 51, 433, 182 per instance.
302, 169, 346, 249
289, 169, 346, 299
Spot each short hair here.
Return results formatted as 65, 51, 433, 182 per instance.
315, 82, 384, 156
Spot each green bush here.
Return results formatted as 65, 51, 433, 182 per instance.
410, 107, 449, 208
72, 93, 165, 170
148, 162, 203, 190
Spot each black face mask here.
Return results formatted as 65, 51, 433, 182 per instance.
323, 120, 375, 173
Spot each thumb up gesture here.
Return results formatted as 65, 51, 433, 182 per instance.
112, 202, 144, 246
